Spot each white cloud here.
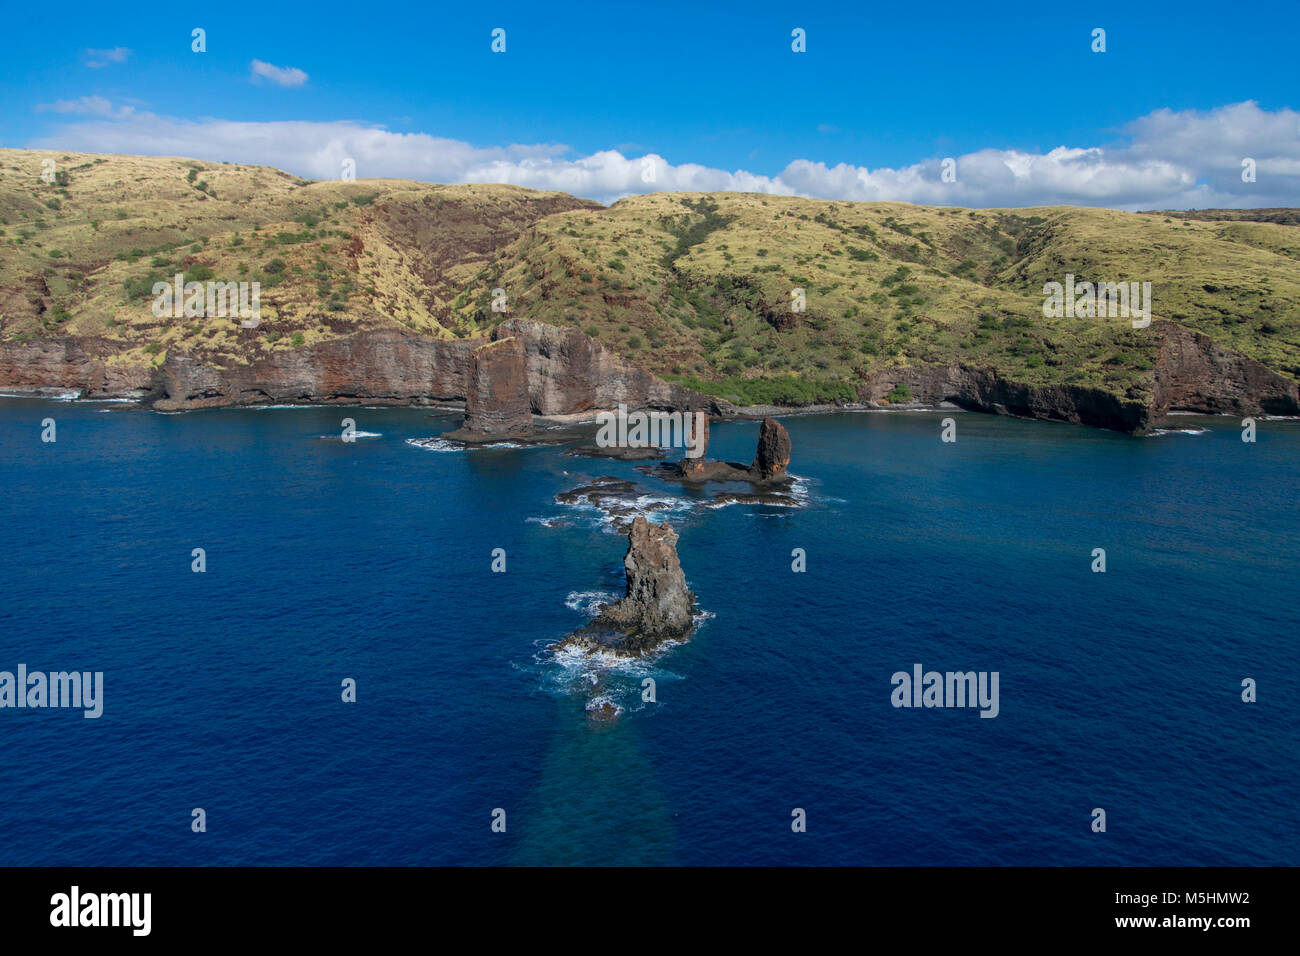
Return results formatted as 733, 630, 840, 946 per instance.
250, 60, 309, 88
84, 47, 131, 68
36, 96, 135, 119
27, 100, 1300, 209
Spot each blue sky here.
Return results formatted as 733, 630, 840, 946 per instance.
3, 0, 1297, 207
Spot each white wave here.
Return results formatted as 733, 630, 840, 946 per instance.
320, 431, 381, 440
630, 494, 695, 521
526, 515, 569, 528
565, 590, 619, 616
0, 388, 80, 400
1152, 427, 1209, 437
700, 497, 744, 510
406, 437, 463, 452
548, 641, 671, 672
75, 397, 139, 404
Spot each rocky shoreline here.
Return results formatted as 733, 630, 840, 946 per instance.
2, 318, 1296, 434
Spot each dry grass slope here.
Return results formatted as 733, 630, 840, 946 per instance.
2, 148, 1296, 406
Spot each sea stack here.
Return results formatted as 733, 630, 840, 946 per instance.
559, 516, 696, 657
652, 414, 792, 486
679, 412, 710, 479
750, 417, 791, 481
443, 336, 532, 442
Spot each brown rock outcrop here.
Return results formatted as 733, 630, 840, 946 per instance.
1151, 321, 1300, 419
858, 364, 1152, 433
443, 336, 532, 441
678, 412, 710, 478
493, 319, 725, 416
0, 320, 729, 420
151, 330, 475, 411
750, 417, 791, 480
0, 337, 153, 399
855, 321, 1300, 434
651, 415, 793, 485
558, 516, 695, 657
6, 316, 1297, 434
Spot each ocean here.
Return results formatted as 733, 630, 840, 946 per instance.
0, 398, 1295, 865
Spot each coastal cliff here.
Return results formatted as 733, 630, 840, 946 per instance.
4, 317, 1294, 434
3, 149, 1298, 433
856, 322, 1299, 432
0, 321, 720, 419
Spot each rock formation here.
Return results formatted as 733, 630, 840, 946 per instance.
1151, 321, 1300, 419
9, 321, 730, 417
750, 417, 791, 480
558, 516, 696, 657
675, 412, 708, 478
853, 321, 1300, 432
442, 336, 532, 441
493, 320, 724, 416
648, 415, 792, 486
6, 316, 1297, 434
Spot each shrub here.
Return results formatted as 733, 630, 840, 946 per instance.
667, 374, 855, 406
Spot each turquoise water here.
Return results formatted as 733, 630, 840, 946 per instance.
0, 399, 1296, 865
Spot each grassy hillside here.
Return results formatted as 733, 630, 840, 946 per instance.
0, 149, 598, 370
2, 148, 1297, 406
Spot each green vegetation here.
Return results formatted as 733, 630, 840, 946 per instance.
1, 148, 1297, 411
668, 373, 857, 406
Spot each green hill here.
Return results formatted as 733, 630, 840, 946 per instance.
2, 147, 1297, 416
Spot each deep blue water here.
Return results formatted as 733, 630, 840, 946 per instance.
0, 398, 1296, 866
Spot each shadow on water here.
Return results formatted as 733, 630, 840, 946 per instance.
513, 699, 678, 866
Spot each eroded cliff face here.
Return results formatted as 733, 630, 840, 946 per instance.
492, 319, 725, 416
151, 331, 476, 411
856, 321, 1299, 433
0, 337, 154, 399
1151, 322, 1300, 418
3, 317, 1296, 432
0, 320, 718, 418
858, 363, 1151, 432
